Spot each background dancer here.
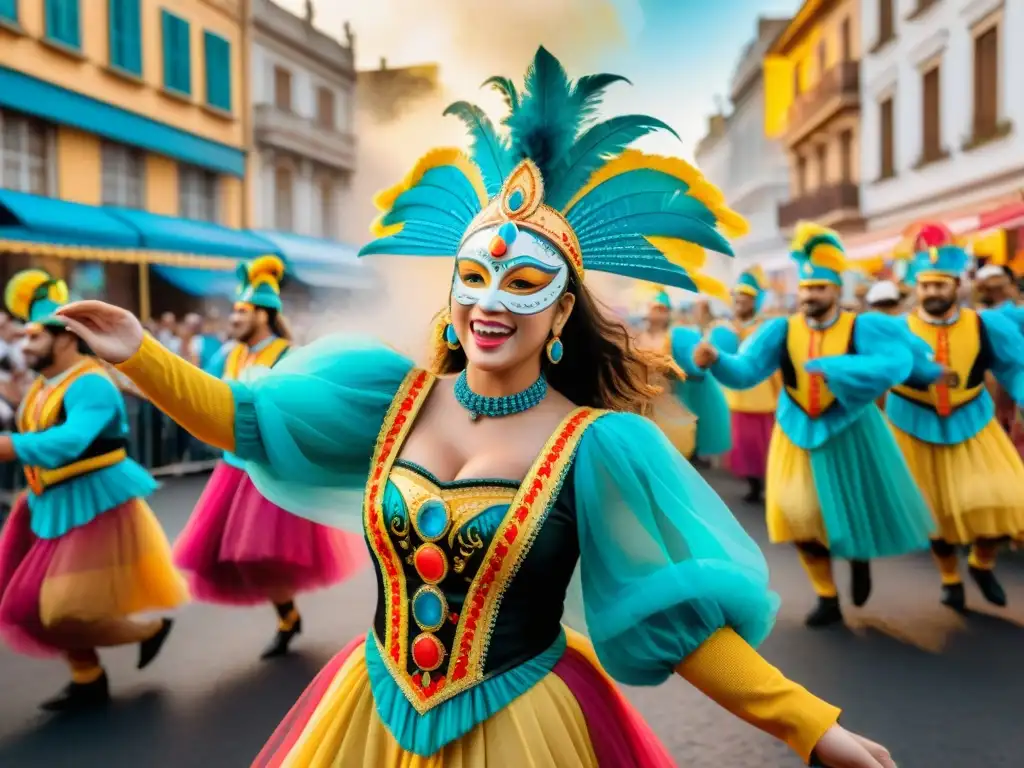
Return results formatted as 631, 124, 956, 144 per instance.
0, 270, 185, 711
172, 256, 366, 659
709, 267, 780, 502
692, 223, 934, 627
888, 226, 1024, 611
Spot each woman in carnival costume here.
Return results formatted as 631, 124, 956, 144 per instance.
174, 256, 366, 658
886, 225, 1024, 610
58, 49, 894, 768
708, 267, 781, 503
692, 223, 934, 627
634, 285, 732, 464
0, 270, 186, 711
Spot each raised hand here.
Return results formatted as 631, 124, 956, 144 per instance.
55, 301, 145, 365
692, 340, 719, 370
812, 724, 896, 768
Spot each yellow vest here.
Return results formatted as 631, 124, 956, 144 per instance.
223, 337, 290, 380
17, 361, 127, 494
782, 312, 857, 418
891, 309, 988, 415
721, 320, 782, 413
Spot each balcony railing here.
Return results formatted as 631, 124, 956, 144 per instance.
777, 182, 860, 229
254, 104, 357, 172
786, 62, 860, 143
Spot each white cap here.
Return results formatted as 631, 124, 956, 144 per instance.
976, 264, 1007, 281
865, 280, 900, 305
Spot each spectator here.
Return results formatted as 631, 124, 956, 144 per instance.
157, 311, 179, 351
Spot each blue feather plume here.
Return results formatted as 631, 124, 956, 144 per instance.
442, 101, 513, 197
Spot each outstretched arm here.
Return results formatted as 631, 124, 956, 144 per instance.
706, 316, 787, 389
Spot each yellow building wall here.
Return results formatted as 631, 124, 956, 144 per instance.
145, 155, 180, 215
56, 127, 102, 205
220, 176, 243, 228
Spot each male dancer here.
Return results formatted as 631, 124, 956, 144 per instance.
0, 270, 185, 710
887, 227, 1024, 609
173, 256, 364, 658
709, 268, 780, 502
692, 222, 935, 626
975, 264, 1024, 456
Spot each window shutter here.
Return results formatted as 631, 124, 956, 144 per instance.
63, 0, 80, 48
177, 18, 192, 95
204, 32, 231, 111
0, 0, 18, 23
161, 11, 173, 89
122, 0, 142, 75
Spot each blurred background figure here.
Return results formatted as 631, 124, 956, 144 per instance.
865, 281, 904, 316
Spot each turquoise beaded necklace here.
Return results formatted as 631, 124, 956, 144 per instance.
454, 370, 547, 421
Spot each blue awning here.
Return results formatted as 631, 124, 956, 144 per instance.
0, 189, 140, 247
0, 66, 245, 176
108, 209, 280, 259
253, 230, 373, 289
151, 266, 239, 298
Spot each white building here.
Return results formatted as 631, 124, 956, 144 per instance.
695, 18, 792, 282
251, 0, 357, 239
851, 0, 1024, 266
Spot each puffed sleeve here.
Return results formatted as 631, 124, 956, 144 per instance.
803, 313, 916, 408
709, 316, 787, 389
707, 323, 740, 354
573, 411, 778, 686
981, 310, 1024, 404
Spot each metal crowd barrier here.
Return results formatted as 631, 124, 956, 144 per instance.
0, 394, 218, 517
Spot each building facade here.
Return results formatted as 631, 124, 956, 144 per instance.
0, 0, 249, 310
765, 0, 865, 237
850, 0, 1024, 270
250, 0, 356, 240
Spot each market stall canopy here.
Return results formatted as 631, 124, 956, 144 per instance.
253, 230, 374, 290
0, 188, 139, 249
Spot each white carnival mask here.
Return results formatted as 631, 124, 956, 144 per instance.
452, 222, 569, 315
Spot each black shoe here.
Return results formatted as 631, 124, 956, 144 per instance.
969, 566, 1007, 607
805, 596, 843, 628
690, 456, 711, 470
40, 673, 110, 712
742, 478, 763, 504
940, 582, 966, 612
138, 618, 174, 670
850, 560, 872, 607
261, 617, 302, 660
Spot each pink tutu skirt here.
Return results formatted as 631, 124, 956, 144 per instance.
174, 463, 366, 605
727, 411, 774, 480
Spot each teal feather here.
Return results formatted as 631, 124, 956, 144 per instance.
544, 115, 680, 210
566, 169, 694, 218
359, 236, 459, 258
568, 187, 718, 236
416, 167, 486, 212
570, 73, 630, 125
389, 185, 478, 224
442, 101, 513, 196
481, 75, 519, 112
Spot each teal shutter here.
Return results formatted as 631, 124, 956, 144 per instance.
109, 0, 142, 75
204, 31, 231, 111
161, 10, 191, 95
46, 0, 80, 48
0, 0, 17, 24
177, 19, 192, 95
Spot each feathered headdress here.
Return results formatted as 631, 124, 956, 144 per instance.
360, 47, 745, 296
236, 255, 286, 311
790, 221, 848, 286
904, 221, 969, 284
734, 266, 766, 310
4, 269, 70, 327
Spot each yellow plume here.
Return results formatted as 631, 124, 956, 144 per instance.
4, 269, 52, 321
690, 272, 731, 304
564, 150, 749, 238
369, 148, 488, 238
743, 264, 766, 286
247, 255, 286, 290
646, 236, 706, 271
790, 221, 849, 272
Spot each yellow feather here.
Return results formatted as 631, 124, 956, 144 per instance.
563, 150, 749, 238
690, 272, 731, 304
809, 244, 849, 273
370, 148, 488, 222
646, 236, 706, 271
4, 269, 52, 321
369, 213, 404, 239
745, 264, 766, 286
790, 221, 837, 252
247, 255, 286, 290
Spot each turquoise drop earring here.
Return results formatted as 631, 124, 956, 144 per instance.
444, 321, 460, 350
545, 336, 564, 365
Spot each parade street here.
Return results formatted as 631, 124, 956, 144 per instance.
1, 470, 1022, 768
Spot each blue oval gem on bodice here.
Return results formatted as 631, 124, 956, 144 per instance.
413, 586, 446, 630
415, 499, 450, 542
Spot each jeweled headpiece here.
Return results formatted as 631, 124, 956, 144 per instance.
359, 47, 747, 296
905, 222, 968, 284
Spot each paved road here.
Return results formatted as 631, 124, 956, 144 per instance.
1, 470, 1022, 767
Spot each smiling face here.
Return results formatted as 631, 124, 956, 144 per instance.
450, 225, 574, 373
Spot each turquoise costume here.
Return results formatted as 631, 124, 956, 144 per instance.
669, 325, 732, 457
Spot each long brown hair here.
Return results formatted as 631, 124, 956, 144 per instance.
430, 278, 682, 415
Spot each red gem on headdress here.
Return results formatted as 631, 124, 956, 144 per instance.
913, 223, 954, 252
489, 236, 507, 257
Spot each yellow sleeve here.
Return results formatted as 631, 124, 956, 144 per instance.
675, 628, 840, 765
115, 334, 236, 452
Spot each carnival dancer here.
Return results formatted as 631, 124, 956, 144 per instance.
975, 264, 1024, 457
886, 227, 1024, 610
59, 48, 895, 768
635, 287, 731, 464
692, 223, 935, 627
172, 256, 366, 659
0, 270, 186, 711
708, 268, 780, 502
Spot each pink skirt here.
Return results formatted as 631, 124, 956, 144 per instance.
727, 411, 774, 480
174, 463, 367, 605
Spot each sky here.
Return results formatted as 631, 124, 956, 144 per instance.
279, 0, 804, 160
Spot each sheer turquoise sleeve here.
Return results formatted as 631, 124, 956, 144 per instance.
709, 317, 786, 389
669, 326, 705, 377
203, 343, 230, 378
708, 324, 740, 354
574, 412, 778, 687
230, 335, 415, 532
803, 314, 915, 409
982, 310, 1024, 404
